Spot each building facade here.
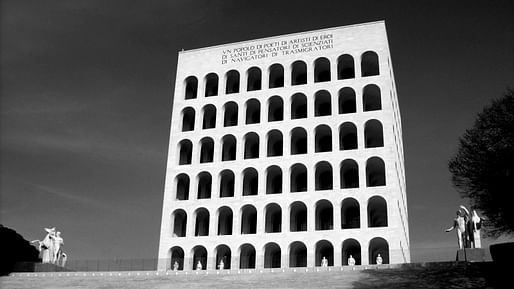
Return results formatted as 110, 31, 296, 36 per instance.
157, 21, 410, 271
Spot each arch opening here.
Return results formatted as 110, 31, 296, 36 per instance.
264, 243, 281, 268
205, 73, 219, 97
291, 61, 307, 85
340, 159, 359, 188
245, 99, 261, 124
217, 207, 233, 235
172, 209, 187, 237
170, 246, 184, 270
239, 244, 256, 269
315, 162, 333, 191
268, 96, 284, 122
215, 245, 232, 269
175, 174, 189, 200
314, 57, 331, 82
315, 240, 334, 266
315, 125, 332, 152
194, 208, 209, 236
265, 203, 282, 233
222, 135, 236, 161
244, 133, 259, 159
369, 237, 389, 264
223, 102, 238, 127
368, 196, 388, 227
291, 93, 307, 119
339, 87, 356, 114
341, 198, 360, 229
202, 105, 216, 129
290, 164, 307, 192
197, 172, 212, 199
185, 76, 198, 100
269, 64, 284, 88
365, 119, 384, 148
315, 200, 333, 230
225, 70, 240, 94
366, 157, 386, 187
314, 90, 332, 117
266, 166, 283, 194
178, 140, 192, 165
192, 246, 207, 270
241, 205, 257, 234
339, 122, 357, 150
247, 67, 262, 91
338, 54, 355, 79
182, 108, 195, 132
200, 137, 214, 163
267, 130, 283, 157
342, 239, 361, 265
363, 84, 381, 111
242, 168, 258, 196
289, 242, 307, 267
361, 51, 379, 77
291, 127, 307, 154
219, 170, 235, 198
290, 202, 307, 232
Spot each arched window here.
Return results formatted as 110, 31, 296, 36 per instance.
184, 76, 198, 99
315, 161, 333, 190
339, 122, 357, 150
267, 130, 283, 157
342, 239, 361, 265
244, 132, 259, 159
341, 198, 360, 229
223, 102, 238, 127
265, 203, 282, 233
291, 93, 307, 119
314, 90, 331, 116
219, 170, 235, 198
266, 165, 282, 194
172, 209, 187, 237
340, 159, 359, 188
239, 244, 256, 269
264, 243, 281, 268
178, 140, 192, 165
365, 119, 384, 148
182, 107, 195, 131
199, 137, 214, 163
225, 70, 240, 94
315, 240, 334, 266
291, 61, 307, 85
197, 172, 212, 199
314, 57, 331, 82
269, 64, 284, 88
242, 168, 258, 196
366, 157, 386, 187
363, 84, 381, 111
221, 135, 236, 161
245, 99, 261, 124
368, 196, 388, 227
247, 67, 262, 91
315, 125, 332, 152
315, 200, 333, 230
192, 246, 207, 270
175, 174, 189, 200
268, 96, 284, 122
289, 241, 307, 267
290, 201, 307, 232
215, 245, 231, 269
241, 205, 257, 234
170, 247, 184, 270
194, 208, 209, 236
337, 54, 355, 79
217, 207, 233, 235
205, 73, 219, 97
291, 127, 307, 154
290, 164, 307, 192
361, 51, 379, 77
202, 104, 216, 129
338, 87, 356, 114
369, 237, 389, 264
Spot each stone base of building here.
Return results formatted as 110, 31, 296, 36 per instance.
456, 248, 485, 262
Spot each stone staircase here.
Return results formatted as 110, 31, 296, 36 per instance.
0, 262, 501, 289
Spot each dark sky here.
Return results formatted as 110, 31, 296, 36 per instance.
1, 0, 513, 262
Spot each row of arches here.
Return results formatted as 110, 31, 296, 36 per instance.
178, 122, 384, 165
169, 237, 389, 270
171, 196, 388, 238
180, 85, 381, 131
184, 51, 380, 99
175, 157, 386, 200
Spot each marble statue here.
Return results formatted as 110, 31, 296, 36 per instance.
376, 254, 383, 265
196, 260, 202, 270
31, 227, 67, 266
218, 259, 224, 270
321, 256, 328, 267
173, 261, 179, 271
471, 210, 483, 249
348, 255, 356, 266
445, 208, 467, 249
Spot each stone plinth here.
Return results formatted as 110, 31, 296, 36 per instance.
456, 248, 485, 262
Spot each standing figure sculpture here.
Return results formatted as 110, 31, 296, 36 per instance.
376, 254, 383, 265
196, 260, 202, 270
348, 255, 356, 266
471, 210, 483, 248
321, 256, 328, 267
173, 261, 179, 271
31, 227, 68, 266
53, 231, 64, 264
218, 259, 224, 270
445, 208, 467, 249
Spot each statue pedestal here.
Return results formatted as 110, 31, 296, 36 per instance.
456, 248, 485, 262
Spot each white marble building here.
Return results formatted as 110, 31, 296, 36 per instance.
157, 21, 410, 271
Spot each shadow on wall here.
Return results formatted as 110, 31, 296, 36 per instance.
350, 262, 508, 289
0, 225, 40, 276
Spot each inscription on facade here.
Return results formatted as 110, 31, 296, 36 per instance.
221, 33, 333, 64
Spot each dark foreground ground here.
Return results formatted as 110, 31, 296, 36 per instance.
0, 262, 508, 289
